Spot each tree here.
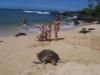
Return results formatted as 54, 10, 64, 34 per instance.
88, 0, 94, 9
95, 0, 100, 6
93, 5, 100, 16
81, 8, 90, 14
81, 0, 100, 16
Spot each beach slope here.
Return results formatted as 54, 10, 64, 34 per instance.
0, 24, 100, 75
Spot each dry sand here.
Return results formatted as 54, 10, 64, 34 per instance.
0, 24, 100, 75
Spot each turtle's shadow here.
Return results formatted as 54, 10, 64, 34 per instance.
50, 38, 64, 41
32, 61, 42, 64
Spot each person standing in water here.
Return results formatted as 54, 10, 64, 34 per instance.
54, 16, 60, 40
21, 17, 28, 30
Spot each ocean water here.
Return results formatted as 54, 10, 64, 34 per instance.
0, 9, 74, 37
0, 9, 59, 24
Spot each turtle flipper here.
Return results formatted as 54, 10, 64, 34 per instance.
51, 60, 57, 65
32, 61, 42, 64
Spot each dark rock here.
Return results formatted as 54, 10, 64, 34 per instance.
96, 20, 100, 24
37, 49, 60, 65
15, 33, 27, 37
96, 17, 100, 24
79, 28, 90, 34
74, 20, 80, 25
77, 15, 96, 22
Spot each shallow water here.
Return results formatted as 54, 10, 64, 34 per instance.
0, 9, 76, 37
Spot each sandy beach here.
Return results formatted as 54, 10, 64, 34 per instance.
0, 24, 100, 75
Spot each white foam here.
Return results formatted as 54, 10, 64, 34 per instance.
23, 10, 50, 15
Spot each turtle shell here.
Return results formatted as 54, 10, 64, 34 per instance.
37, 49, 60, 65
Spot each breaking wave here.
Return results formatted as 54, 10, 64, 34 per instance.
23, 10, 50, 15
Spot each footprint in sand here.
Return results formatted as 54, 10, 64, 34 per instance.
28, 42, 50, 47
27, 72, 34, 75
0, 40, 4, 46
0, 40, 4, 43
0, 40, 4, 45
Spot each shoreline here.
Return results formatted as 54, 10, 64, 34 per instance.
0, 24, 73, 38
0, 21, 92, 38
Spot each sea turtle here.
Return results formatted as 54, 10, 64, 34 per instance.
37, 49, 60, 65
79, 28, 90, 34
15, 33, 27, 37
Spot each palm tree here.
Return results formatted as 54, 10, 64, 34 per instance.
88, 0, 94, 9
95, 0, 100, 6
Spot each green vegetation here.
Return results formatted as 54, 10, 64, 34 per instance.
93, 5, 100, 16
81, 8, 93, 15
81, 5, 100, 16
81, 0, 100, 16
81, 6, 100, 16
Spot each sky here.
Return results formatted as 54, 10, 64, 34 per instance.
0, 0, 89, 11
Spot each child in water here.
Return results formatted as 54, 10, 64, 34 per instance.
21, 17, 28, 30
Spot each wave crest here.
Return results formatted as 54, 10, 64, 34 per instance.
23, 10, 50, 15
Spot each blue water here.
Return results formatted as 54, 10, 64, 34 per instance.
0, 9, 59, 25
0, 9, 60, 36
0, 9, 74, 37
